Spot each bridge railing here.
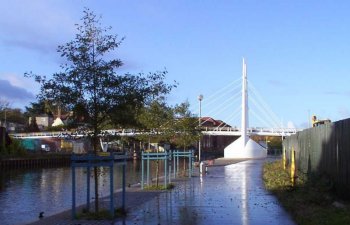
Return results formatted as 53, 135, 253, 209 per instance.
202, 126, 299, 134
10, 127, 300, 139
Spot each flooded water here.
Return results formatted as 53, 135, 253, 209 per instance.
0, 160, 173, 225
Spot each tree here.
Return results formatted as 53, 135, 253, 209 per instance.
25, 100, 54, 117
26, 9, 175, 212
0, 99, 10, 126
172, 101, 200, 150
138, 100, 174, 187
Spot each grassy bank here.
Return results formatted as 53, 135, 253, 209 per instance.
263, 160, 350, 225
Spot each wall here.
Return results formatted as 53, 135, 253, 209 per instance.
283, 118, 350, 199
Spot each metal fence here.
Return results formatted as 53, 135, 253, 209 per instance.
283, 118, 350, 199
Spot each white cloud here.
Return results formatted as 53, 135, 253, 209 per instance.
1, 73, 38, 91
0, 0, 76, 54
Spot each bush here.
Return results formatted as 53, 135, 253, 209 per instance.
0, 138, 27, 157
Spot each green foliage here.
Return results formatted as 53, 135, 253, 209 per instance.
77, 209, 113, 220
172, 101, 200, 150
0, 99, 27, 126
144, 183, 175, 190
25, 100, 54, 117
137, 100, 174, 144
24, 8, 176, 213
46, 125, 66, 131
263, 160, 350, 225
0, 138, 27, 157
27, 117, 40, 132
77, 207, 127, 220
0, 108, 27, 125
25, 9, 175, 146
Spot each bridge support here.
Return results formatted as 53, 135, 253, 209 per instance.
224, 58, 267, 159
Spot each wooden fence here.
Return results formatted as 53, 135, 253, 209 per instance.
283, 118, 350, 199
0, 156, 71, 169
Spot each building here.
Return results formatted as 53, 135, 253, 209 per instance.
199, 117, 237, 158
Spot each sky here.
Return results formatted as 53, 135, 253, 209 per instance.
1, 0, 350, 129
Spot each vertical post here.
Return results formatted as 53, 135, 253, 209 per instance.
291, 147, 296, 187
147, 154, 150, 186
122, 156, 126, 210
191, 150, 194, 175
198, 94, 203, 162
87, 164, 90, 211
241, 58, 248, 146
72, 162, 76, 219
282, 147, 286, 170
141, 151, 144, 189
188, 152, 191, 178
169, 164, 172, 184
177, 154, 179, 176
173, 151, 176, 179
110, 163, 114, 218
164, 151, 167, 188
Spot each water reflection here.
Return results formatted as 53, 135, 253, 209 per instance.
241, 163, 249, 225
0, 160, 166, 225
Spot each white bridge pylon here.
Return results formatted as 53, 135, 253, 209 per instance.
224, 59, 267, 159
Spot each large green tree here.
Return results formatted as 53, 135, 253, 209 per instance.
26, 9, 175, 212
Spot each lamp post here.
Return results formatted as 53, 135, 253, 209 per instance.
198, 94, 203, 162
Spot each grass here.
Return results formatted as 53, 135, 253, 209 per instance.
263, 160, 350, 225
143, 183, 175, 190
77, 207, 127, 220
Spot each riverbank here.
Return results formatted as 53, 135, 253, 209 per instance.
26, 157, 296, 225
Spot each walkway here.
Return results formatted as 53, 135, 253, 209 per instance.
120, 159, 295, 225
28, 158, 295, 225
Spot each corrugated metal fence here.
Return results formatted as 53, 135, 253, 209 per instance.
283, 118, 350, 199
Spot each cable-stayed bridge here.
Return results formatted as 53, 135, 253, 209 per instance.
191, 60, 300, 138
11, 59, 300, 140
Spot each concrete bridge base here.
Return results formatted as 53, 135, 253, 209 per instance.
224, 135, 267, 159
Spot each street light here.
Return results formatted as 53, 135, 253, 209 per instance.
198, 94, 203, 162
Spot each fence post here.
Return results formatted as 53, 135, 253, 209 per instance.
282, 147, 286, 170
173, 151, 176, 179
164, 151, 167, 188
291, 147, 296, 186
147, 153, 150, 186
110, 163, 114, 218
71, 161, 76, 219
141, 151, 144, 189
188, 151, 191, 178
87, 164, 90, 211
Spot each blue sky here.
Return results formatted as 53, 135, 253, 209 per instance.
1, 0, 350, 129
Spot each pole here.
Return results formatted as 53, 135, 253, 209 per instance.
72, 163, 76, 219
110, 164, 114, 218
87, 165, 90, 211
141, 151, 144, 189
164, 151, 167, 188
198, 94, 203, 162
122, 157, 126, 210
241, 58, 248, 146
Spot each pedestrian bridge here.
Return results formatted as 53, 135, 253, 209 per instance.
10, 126, 299, 139
202, 126, 299, 136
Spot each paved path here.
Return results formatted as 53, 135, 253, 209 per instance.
118, 159, 295, 225
28, 159, 295, 225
